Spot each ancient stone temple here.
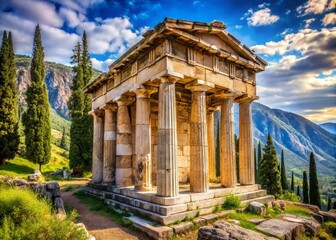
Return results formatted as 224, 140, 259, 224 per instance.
84, 18, 269, 228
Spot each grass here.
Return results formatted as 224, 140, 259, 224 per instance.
283, 204, 313, 217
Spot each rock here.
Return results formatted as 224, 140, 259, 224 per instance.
311, 212, 324, 224
34, 170, 41, 176
76, 223, 96, 240
248, 218, 265, 224
28, 174, 40, 181
294, 202, 320, 213
227, 219, 240, 225
50, 169, 69, 178
256, 219, 304, 240
249, 201, 266, 216
12, 178, 28, 186
281, 213, 320, 236
198, 221, 276, 240
47, 182, 61, 198
318, 211, 336, 222
54, 197, 66, 215
271, 200, 286, 210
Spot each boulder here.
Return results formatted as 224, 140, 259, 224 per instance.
249, 201, 266, 216
311, 212, 324, 224
318, 211, 336, 222
76, 223, 96, 240
28, 174, 40, 181
271, 200, 286, 210
34, 170, 41, 176
294, 202, 319, 213
281, 213, 320, 236
256, 219, 304, 240
198, 221, 276, 240
54, 197, 66, 215
47, 182, 61, 198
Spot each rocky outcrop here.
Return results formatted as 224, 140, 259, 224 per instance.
198, 221, 275, 240
256, 219, 304, 240
281, 213, 320, 236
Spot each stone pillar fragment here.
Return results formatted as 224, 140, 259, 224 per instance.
92, 111, 104, 183
134, 87, 152, 191
103, 104, 117, 184
207, 111, 216, 180
220, 98, 236, 187
239, 101, 254, 185
157, 78, 179, 197
115, 98, 133, 187
187, 80, 213, 193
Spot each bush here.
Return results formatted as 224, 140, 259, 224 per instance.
0, 188, 87, 240
276, 191, 301, 202
323, 222, 336, 237
223, 194, 241, 210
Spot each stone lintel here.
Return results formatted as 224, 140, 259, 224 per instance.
114, 96, 135, 106
102, 102, 118, 112
185, 79, 214, 92
151, 69, 184, 83
235, 94, 259, 103
92, 108, 105, 117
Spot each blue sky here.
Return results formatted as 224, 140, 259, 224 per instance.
0, 0, 335, 123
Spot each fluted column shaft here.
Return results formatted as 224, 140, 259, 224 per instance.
134, 88, 152, 191
239, 101, 254, 185
92, 111, 104, 183
103, 106, 117, 183
116, 100, 133, 187
157, 79, 179, 197
207, 112, 216, 180
220, 98, 236, 187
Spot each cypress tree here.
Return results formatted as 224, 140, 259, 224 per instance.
257, 141, 262, 183
60, 127, 66, 149
215, 117, 220, 177
333, 201, 336, 209
23, 25, 51, 171
280, 150, 288, 191
309, 152, 321, 208
254, 147, 257, 183
327, 196, 332, 211
303, 171, 309, 203
291, 172, 295, 192
259, 133, 282, 195
235, 134, 239, 182
296, 185, 300, 197
0, 31, 20, 165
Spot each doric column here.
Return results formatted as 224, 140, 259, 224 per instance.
186, 80, 214, 193
239, 101, 254, 185
103, 104, 117, 184
115, 97, 134, 187
220, 97, 236, 187
92, 110, 104, 183
157, 78, 179, 197
207, 111, 216, 180
134, 86, 152, 191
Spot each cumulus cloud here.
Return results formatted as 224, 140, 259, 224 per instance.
59, 7, 86, 28
91, 58, 114, 71
304, 18, 315, 28
323, 12, 336, 26
303, 107, 336, 123
297, 0, 335, 16
242, 5, 279, 26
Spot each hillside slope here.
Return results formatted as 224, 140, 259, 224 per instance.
319, 122, 336, 134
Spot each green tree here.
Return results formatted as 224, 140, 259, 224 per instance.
259, 133, 282, 195
68, 32, 93, 175
296, 185, 300, 197
254, 147, 257, 183
60, 127, 66, 149
291, 171, 294, 192
280, 150, 288, 192
0, 31, 19, 165
333, 201, 336, 209
309, 152, 321, 209
327, 196, 332, 211
257, 141, 262, 183
22, 25, 51, 171
303, 171, 309, 203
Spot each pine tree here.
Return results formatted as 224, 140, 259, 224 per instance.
0, 31, 20, 165
257, 141, 262, 183
333, 201, 336, 209
296, 185, 300, 197
303, 171, 309, 203
259, 133, 282, 195
327, 196, 332, 211
60, 127, 66, 149
309, 152, 321, 208
23, 25, 51, 171
235, 134, 239, 182
280, 150, 288, 192
291, 171, 294, 192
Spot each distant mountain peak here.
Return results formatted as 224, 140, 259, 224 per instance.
319, 122, 336, 135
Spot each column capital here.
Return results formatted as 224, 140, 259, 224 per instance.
114, 96, 135, 106
131, 85, 154, 99
186, 79, 214, 92
235, 94, 259, 103
214, 90, 239, 100
102, 103, 118, 112
90, 109, 104, 117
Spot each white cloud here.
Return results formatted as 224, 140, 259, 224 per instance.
235, 25, 242, 29
91, 58, 114, 71
323, 12, 336, 26
304, 18, 315, 28
297, 0, 334, 16
258, 3, 270, 8
246, 8, 280, 26
285, 9, 291, 14
59, 7, 86, 28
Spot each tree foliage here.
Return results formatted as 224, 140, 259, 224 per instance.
327, 196, 332, 211
296, 185, 300, 197
0, 31, 19, 165
291, 171, 294, 192
280, 150, 288, 192
60, 127, 66, 149
257, 141, 262, 183
22, 25, 51, 171
259, 133, 282, 195
303, 171, 309, 203
309, 152, 321, 208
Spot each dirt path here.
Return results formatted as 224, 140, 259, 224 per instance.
62, 191, 148, 240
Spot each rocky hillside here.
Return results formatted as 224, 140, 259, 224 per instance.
319, 122, 336, 134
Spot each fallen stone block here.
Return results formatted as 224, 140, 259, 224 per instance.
248, 201, 266, 216
281, 213, 320, 236
318, 211, 336, 222
256, 219, 304, 240
294, 202, 320, 213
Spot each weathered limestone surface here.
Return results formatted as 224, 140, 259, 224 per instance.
157, 78, 179, 197
220, 97, 236, 187
256, 219, 304, 240
239, 101, 255, 185
207, 111, 216, 180
103, 105, 117, 183
281, 213, 320, 236
134, 87, 152, 191
92, 111, 104, 183
116, 99, 133, 187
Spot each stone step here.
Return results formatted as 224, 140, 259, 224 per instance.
241, 195, 275, 206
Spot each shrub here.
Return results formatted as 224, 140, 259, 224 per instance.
276, 191, 301, 202
223, 194, 241, 210
0, 188, 87, 240
323, 222, 336, 237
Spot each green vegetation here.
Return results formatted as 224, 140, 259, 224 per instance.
226, 212, 261, 232
257, 141, 262, 184
223, 194, 241, 210
284, 204, 311, 217
0, 187, 87, 240
259, 133, 282, 195
309, 152, 321, 209
0, 31, 20, 166
23, 25, 51, 171
291, 171, 295, 192
303, 171, 309, 203
276, 191, 301, 202
280, 150, 288, 192
68, 33, 93, 175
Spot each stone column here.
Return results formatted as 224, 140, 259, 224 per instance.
220, 97, 236, 187
134, 87, 152, 191
207, 111, 216, 180
187, 80, 213, 193
92, 110, 104, 183
239, 101, 254, 185
103, 104, 117, 184
115, 98, 133, 187
157, 78, 179, 197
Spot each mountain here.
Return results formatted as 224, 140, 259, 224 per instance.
319, 122, 336, 134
